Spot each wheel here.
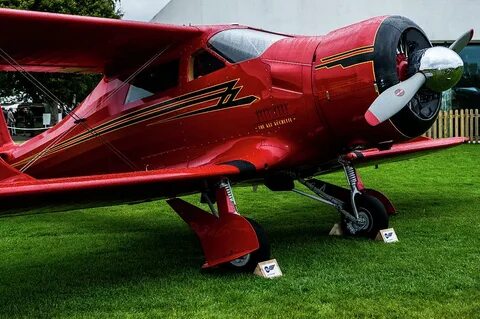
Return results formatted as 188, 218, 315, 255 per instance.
341, 194, 389, 239
227, 218, 271, 272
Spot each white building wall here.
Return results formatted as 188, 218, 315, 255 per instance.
152, 0, 480, 41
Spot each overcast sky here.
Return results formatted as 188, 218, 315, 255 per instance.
120, 0, 170, 21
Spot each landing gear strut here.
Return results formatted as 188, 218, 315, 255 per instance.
167, 179, 270, 271
339, 159, 389, 238
295, 158, 392, 239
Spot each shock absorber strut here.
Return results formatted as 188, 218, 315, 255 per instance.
339, 158, 364, 219
344, 165, 359, 187
218, 179, 238, 213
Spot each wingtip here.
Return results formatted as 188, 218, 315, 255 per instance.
365, 110, 381, 126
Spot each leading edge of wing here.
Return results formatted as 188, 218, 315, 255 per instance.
0, 8, 202, 74
345, 137, 468, 165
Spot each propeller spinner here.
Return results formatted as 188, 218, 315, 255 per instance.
365, 29, 474, 126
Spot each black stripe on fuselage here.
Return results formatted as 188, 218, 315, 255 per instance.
34, 79, 258, 158
315, 51, 375, 70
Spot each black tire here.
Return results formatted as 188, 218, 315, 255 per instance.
227, 218, 271, 272
341, 194, 389, 239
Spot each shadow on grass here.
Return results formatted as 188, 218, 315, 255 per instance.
0, 208, 205, 316
0, 196, 349, 316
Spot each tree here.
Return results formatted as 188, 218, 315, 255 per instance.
0, 0, 123, 106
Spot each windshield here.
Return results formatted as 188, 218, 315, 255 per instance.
208, 29, 287, 63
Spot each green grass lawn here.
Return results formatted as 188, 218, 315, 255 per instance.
0, 145, 479, 318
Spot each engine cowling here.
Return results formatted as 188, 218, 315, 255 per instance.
374, 16, 441, 138
313, 16, 444, 149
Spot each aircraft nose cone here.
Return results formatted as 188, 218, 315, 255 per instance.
419, 46, 464, 92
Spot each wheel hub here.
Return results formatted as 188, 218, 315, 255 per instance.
229, 254, 251, 267
346, 210, 371, 234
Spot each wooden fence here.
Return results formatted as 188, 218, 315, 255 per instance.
425, 109, 480, 143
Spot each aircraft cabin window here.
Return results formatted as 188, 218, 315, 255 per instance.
193, 50, 225, 79
125, 59, 179, 104
208, 29, 287, 63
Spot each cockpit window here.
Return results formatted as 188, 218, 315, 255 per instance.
208, 29, 287, 63
193, 50, 225, 79
125, 59, 179, 104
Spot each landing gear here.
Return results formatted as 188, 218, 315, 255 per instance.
295, 157, 393, 239
167, 179, 270, 271
338, 159, 389, 238
341, 194, 388, 239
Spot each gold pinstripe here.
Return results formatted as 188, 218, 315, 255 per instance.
315, 47, 374, 70
49, 86, 230, 151
319, 45, 374, 63
12, 79, 259, 168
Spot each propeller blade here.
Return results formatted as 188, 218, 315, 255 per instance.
365, 73, 426, 126
449, 29, 474, 53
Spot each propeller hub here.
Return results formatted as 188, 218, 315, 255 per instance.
365, 28, 472, 128
419, 46, 464, 92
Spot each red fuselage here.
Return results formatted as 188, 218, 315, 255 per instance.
2, 16, 437, 179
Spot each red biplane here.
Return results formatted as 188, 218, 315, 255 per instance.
0, 9, 471, 271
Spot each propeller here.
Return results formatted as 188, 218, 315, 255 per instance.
450, 29, 474, 53
365, 73, 426, 126
365, 30, 473, 126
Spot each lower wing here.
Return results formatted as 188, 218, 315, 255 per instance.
0, 163, 239, 215
0, 137, 290, 215
345, 137, 467, 166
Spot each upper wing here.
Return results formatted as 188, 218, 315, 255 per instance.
0, 8, 202, 74
345, 137, 467, 165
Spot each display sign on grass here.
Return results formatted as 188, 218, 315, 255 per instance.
254, 259, 283, 278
